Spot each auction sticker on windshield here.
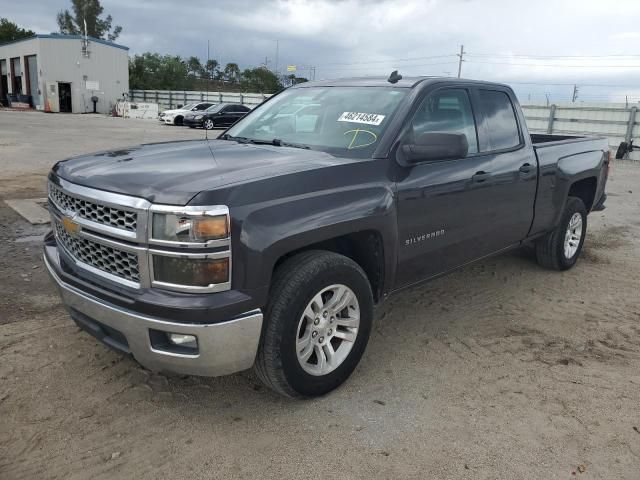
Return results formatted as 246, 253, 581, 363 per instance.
338, 112, 386, 126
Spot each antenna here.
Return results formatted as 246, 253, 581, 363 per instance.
388, 70, 402, 84
205, 39, 210, 141
82, 17, 89, 57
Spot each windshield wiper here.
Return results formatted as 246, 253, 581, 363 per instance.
221, 134, 253, 144
222, 135, 310, 150
266, 138, 310, 150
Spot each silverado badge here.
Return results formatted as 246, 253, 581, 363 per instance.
61, 216, 80, 235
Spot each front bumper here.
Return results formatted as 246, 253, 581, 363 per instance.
44, 245, 263, 377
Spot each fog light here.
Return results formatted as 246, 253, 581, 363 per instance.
168, 333, 197, 348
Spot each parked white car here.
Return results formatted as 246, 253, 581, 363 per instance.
158, 102, 215, 126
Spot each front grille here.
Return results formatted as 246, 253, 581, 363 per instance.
49, 183, 137, 232
54, 220, 140, 283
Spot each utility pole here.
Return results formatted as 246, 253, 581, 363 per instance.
457, 45, 465, 78
572, 84, 579, 102
275, 40, 279, 75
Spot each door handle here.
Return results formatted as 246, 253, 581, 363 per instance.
519, 163, 533, 174
472, 171, 490, 183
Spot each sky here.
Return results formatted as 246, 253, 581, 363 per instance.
4, 0, 640, 103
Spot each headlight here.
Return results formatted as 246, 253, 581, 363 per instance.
149, 206, 231, 292
152, 212, 229, 243
194, 115, 203, 120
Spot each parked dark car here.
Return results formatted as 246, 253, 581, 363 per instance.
44, 76, 609, 398
183, 103, 251, 129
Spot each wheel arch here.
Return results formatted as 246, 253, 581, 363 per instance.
567, 176, 598, 212
272, 230, 386, 303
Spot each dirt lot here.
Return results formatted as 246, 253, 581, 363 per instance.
1, 110, 639, 480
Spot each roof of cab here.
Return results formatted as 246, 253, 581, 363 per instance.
291, 76, 511, 90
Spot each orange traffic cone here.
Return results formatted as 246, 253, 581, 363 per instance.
44, 99, 52, 113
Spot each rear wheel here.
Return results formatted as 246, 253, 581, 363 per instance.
254, 251, 373, 397
204, 119, 215, 130
535, 196, 587, 270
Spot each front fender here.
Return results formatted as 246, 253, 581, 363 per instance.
235, 184, 397, 294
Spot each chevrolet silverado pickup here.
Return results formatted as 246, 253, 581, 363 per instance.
44, 75, 609, 397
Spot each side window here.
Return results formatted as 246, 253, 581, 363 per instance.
408, 89, 478, 154
195, 104, 209, 111
477, 90, 521, 151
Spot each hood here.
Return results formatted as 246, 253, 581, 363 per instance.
52, 140, 348, 205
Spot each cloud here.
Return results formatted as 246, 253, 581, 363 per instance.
4, 0, 640, 102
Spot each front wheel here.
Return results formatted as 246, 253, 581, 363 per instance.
254, 251, 373, 397
535, 196, 587, 270
204, 119, 215, 130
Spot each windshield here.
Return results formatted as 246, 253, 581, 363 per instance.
225, 86, 408, 158
205, 104, 222, 113
180, 103, 197, 111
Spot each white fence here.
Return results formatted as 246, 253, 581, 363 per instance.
128, 90, 639, 160
128, 90, 271, 111
522, 101, 639, 160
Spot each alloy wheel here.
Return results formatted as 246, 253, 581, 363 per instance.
295, 284, 360, 376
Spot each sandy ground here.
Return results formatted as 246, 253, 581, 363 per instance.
1, 111, 639, 480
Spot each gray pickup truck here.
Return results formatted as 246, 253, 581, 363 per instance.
44, 75, 609, 397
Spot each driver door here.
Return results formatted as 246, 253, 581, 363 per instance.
395, 88, 496, 287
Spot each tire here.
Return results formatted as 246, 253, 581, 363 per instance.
254, 251, 374, 398
204, 119, 215, 130
615, 141, 628, 160
174, 116, 183, 126
535, 196, 587, 270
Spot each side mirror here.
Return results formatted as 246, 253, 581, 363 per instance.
401, 133, 468, 164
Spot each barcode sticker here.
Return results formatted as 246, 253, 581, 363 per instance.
338, 112, 385, 126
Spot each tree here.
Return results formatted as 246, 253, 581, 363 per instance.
223, 63, 241, 84
129, 53, 193, 90
57, 0, 122, 41
0, 18, 35, 43
286, 74, 308, 86
240, 67, 283, 93
186, 56, 204, 78
205, 59, 219, 80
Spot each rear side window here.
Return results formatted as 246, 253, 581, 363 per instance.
477, 90, 521, 151
408, 89, 478, 154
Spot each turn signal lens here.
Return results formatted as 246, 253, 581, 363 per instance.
152, 213, 229, 242
193, 216, 229, 240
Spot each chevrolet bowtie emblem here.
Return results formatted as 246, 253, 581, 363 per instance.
61, 216, 80, 235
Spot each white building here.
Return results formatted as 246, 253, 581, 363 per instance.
0, 34, 129, 114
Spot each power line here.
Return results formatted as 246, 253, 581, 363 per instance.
466, 60, 640, 68
317, 61, 458, 73
468, 52, 640, 59
314, 54, 457, 67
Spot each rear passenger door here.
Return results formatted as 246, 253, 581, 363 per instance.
471, 88, 537, 251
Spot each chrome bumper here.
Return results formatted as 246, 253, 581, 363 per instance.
44, 246, 263, 377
